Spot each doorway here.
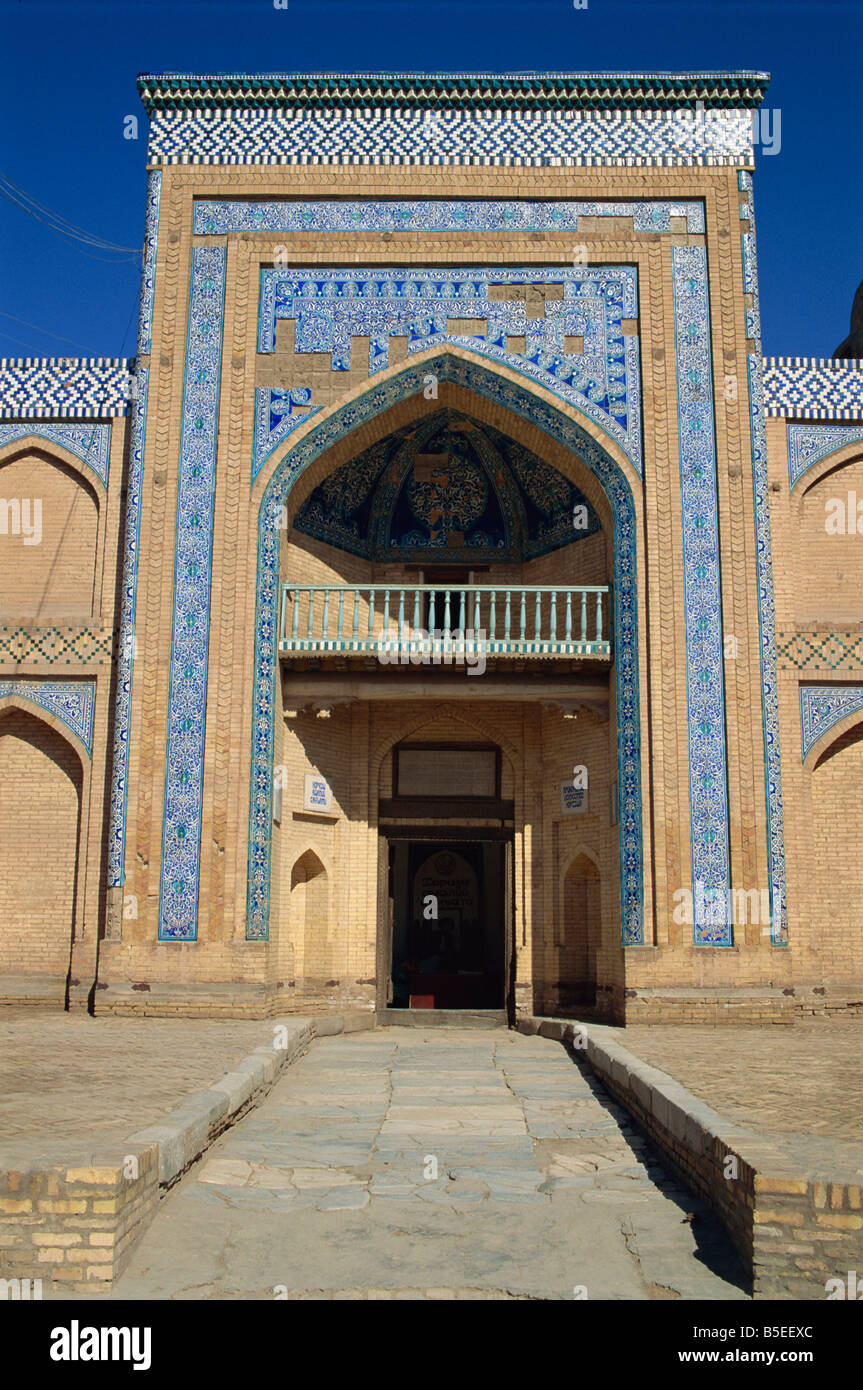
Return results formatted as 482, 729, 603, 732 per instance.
384, 837, 509, 1011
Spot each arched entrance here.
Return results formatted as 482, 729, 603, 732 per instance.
289, 849, 331, 993
247, 348, 644, 980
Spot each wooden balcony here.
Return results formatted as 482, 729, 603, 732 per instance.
279, 584, 612, 661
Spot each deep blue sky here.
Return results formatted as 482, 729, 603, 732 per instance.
0, 0, 860, 361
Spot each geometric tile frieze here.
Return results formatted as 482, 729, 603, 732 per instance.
778, 631, 863, 671
800, 684, 863, 760
0, 626, 114, 665
762, 357, 863, 421
0, 678, 95, 755
0, 359, 133, 420
147, 106, 755, 168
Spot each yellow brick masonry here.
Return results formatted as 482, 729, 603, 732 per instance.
1, 156, 861, 1020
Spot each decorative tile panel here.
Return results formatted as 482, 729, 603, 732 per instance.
258, 266, 642, 473
671, 245, 730, 946
800, 685, 863, 760
138, 172, 162, 358
762, 358, 863, 420
0, 422, 111, 486
253, 387, 320, 482
787, 423, 863, 489
0, 359, 132, 419
247, 354, 644, 946
740, 169, 787, 944
107, 368, 149, 888
195, 198, 706, 236
0, 679, 95, 755
158, 248, 226, 940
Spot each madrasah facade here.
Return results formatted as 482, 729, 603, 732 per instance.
1, 71, 862, 1025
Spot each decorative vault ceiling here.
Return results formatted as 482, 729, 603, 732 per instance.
292, 408, 601, 563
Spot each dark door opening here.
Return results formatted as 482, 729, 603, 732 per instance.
388, 839, 505, 1010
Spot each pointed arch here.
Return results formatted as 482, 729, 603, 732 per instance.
246, 348, 643, 946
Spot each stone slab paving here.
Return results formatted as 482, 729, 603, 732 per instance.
0, 1009, 277, 1163
99, 1029, 748, 1301
618, 1019, 863, 1174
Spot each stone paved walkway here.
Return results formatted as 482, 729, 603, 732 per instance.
0, 1010, 273, 1163
102, 1029, 747, 1301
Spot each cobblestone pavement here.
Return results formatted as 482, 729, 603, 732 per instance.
102, 1030, 748, 1301
619, 1019, 863, 1164
0, 1010, 273, 1163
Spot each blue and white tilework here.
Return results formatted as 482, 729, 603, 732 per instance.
787, 423, 863, 489
762, 358, 863, 420
106, 368, 148, 888
148, 106, 754, 168
194, 199, 706, 237
0, 422, 111, 487
0, 679, 95, 755
253, 387, 320, 482
800, 685, 863, 761
0, 359, 132, 419
158, 247, 226, 941
246, 354, 644, 946
740, 169, 787, 944
258, 266, 642, 473
671, 245, 731, 946
138, 173, 162, 358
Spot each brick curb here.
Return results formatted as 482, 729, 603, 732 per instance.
518, 1015, 863, 1300
0, 1011, 373, 1293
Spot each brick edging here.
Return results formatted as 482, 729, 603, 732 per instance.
0, 1011, 373, 1293
517, 1016, 863, 1300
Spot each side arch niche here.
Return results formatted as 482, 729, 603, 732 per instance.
0, 447, 100, 622
559, 852, 602, 1009
289, 849, 332, 993
0, 706, 83, 995
809, 721, 863, 974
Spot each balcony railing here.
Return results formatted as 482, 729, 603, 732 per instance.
279, 584, 611, 660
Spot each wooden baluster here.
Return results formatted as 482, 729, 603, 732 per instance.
368, 589, 375, 641
291, 588, 300, 642
565, 589, 572, 642
490, 589, 497, 641
429, 589, 436, 632
596, 589, 604, 645
352, 589, 360, 641
550, 589, 557, 642
306, 589, 315, 641
459, 589, 466, 632
473, 588, 480, 635
444, 589, 451, 632
580, 588, 588, 644
519, 589, 525, 640
413, 587, 421, 634
322, 589, 330, 642
534, 589, 542, 641
337, 588, 345, 645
